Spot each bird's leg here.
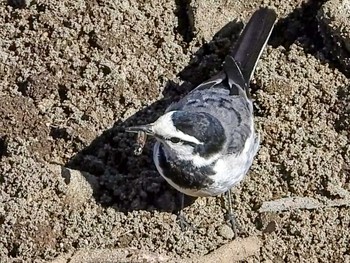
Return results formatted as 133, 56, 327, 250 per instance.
177, 193, 192, 231
225, 190, 241, 237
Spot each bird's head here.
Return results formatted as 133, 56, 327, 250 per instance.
126, 111, 226, 161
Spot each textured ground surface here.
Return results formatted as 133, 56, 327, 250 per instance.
0, 0, 349, 262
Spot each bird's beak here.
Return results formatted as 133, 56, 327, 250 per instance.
125, 124, 154, 136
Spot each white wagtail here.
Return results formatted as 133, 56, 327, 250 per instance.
126, 8, 277, 231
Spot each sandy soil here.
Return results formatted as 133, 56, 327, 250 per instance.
0, 0, 349, 262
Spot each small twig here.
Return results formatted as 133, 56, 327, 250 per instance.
50, 237, 261, 263
50, 248, 170, 263
259, 196, 350, 213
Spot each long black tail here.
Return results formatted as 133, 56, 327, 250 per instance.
232, 8, 277, 84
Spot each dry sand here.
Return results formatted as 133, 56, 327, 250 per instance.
0, 0, 349, 262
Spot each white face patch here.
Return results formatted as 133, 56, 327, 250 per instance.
152, 111, 202, 145
151, 111, 203, 160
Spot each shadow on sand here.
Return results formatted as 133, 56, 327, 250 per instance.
65, 0, 348, 215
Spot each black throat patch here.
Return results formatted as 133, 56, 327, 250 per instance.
157, 144, 215, 190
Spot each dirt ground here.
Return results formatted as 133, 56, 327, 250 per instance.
0, 0, 349, 262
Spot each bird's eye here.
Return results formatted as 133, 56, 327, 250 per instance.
169, 137, 181, 143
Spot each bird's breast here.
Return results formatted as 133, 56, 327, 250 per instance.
153, 142, 216, 192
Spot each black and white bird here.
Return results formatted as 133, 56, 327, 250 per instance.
126, 8, 277, 229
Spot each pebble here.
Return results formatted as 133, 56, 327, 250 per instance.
217, 224, 235, 240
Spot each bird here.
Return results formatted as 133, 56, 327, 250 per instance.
126, 8, 277, 232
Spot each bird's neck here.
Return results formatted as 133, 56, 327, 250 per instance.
162, 143, 220, 168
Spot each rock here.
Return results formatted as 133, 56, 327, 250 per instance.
262, 220, 278, 234
49, 165, 99, 208
217, 224, 235, 240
